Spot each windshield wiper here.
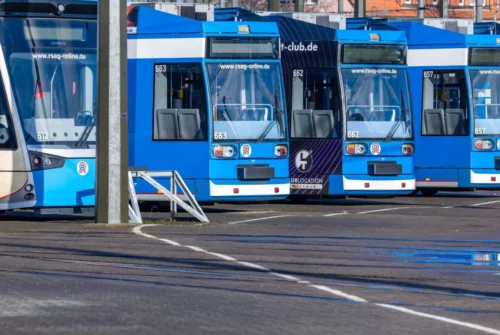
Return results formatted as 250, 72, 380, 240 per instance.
256, 89, 284, 144
74, 106, 96, 149
384, 90, 409, 143
219, 95, 240, 141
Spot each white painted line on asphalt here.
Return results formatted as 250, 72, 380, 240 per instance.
186, 246, 207, 253
270, 272, 301, 281
471, 200, 500, 207
133, 224, 500, 335
207, 252, 237, 262
377, 304, 500, 335
228, 215, 291, 224
324, 212, 348, 217
356, 207, 410, 215
237, 261, 269, 271
311, 285, 367, 303
159, 238, 181, 246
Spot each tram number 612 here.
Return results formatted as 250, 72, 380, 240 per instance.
37, 132, 49, 140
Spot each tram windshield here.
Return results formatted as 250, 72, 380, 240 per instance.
470, 69, 500, 136
341, 68, 412, 140
206, 63, 286, 142
1, 17, 97, 147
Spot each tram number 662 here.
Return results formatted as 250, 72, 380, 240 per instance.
347, 131, 360, 138
293, 69, 304, 77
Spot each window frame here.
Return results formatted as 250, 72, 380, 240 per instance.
0, 69, 18, 151
421, 69, 470, 137
151, 62, 208, 142
290, 67, 343, 140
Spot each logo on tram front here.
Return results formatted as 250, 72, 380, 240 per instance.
77, 161, 89, 176
370, 142, 381, 155
241, 144, 252, 158
295, 150, 312, 173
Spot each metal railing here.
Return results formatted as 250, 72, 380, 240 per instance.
128, 170, 209, 223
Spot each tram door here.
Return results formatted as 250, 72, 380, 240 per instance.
0, 70, 35, 210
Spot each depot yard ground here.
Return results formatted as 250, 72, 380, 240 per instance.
0, 192, 499, 334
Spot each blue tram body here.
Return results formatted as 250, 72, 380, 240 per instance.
368, 20, 500, 194
0, 0, 97, 213
216, 10, 416, 199
127, 6, 289, 202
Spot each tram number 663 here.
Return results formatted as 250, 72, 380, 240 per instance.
214, 132, 227, 140
155, 64, 168, 73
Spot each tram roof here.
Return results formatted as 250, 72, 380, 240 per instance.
349, 18, 500, 48
474, 22, 500, 35
0, 0, 96, 18
214, 8, 406, 44
127, 5, 279, 36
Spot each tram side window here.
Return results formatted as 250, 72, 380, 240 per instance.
153, 63, 207, 141
421, 70, 469, 136
290, 69, 342, 139
0, 77, 17, 150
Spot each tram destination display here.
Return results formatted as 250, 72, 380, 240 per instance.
341, 44, 406, 65
469, 48, 500, 66
24, 26, 86, 41
207, 37, 279, 59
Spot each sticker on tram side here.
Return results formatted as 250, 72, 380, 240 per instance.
77, 161, 89, 176
370, 142, 381, 155
289, 139, 343, 196
241, 144, 252, 158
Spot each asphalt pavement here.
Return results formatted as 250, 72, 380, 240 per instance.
0, 191, 499, 334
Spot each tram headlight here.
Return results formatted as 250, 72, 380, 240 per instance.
32, 156, 41, 166
213, 145, 236, 158
402, 144, 414, 155
346, 143, 367, 155
28, 151, 66, 170
474, 139, 494, 150
274, 144, 288, 157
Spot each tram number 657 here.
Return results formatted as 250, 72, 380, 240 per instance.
475, 128, 486, 135
423, 71, 434, 78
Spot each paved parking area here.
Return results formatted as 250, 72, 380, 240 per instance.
0, 191, 499, 334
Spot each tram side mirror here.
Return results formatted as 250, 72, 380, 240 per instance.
0, 115, 10, 144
